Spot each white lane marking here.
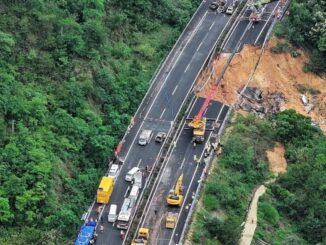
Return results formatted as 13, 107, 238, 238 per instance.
137, 159, 143, 167
196, 41, 204, 51
169, 104, 226, 244
121, 12, 209, 163
209, 22, 215, 31
254, 2, 280, 45
179, 157, 186, 170
172, 85, 179, 96
160, 108, 166, 119
184, 63, 191, 73
135, 10, 235, 237
140, 98, 199, 228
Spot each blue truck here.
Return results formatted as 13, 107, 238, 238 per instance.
75, 221, 97, 245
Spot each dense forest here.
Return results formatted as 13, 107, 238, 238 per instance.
275, 0, 326, 74
0, 0, 200, 243
190, 111, 326, 244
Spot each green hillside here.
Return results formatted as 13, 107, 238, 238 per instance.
0, 0, 200, 243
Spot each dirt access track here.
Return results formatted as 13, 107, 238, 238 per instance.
196, 38, 326, 132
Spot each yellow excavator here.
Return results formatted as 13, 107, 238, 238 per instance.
131, 228, 150, 245
167, 175, 184, 206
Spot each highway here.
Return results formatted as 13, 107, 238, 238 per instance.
82, 1, 235, 244
223, 0, 280, 52
138, 98, 229, 245
132, 1, 284, 244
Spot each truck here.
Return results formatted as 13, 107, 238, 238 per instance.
133, 171, 143, 189
165, 212, 178, 229
116, 197, 135, 229
131, 228, 150, 245
96, 176, 114, 204
74, 220, 97, 245
138, 129, 153, 146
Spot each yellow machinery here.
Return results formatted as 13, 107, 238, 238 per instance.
165, 212, 178, 229
131, 228, 150, 245
188, 117, 206, 142
167, 175, 184, 206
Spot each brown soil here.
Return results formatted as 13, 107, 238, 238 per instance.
196, 37, 326, 132
266, 143, 287, 174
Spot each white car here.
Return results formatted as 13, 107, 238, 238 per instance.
226, 5, 234, 14
108, 164, 119, 180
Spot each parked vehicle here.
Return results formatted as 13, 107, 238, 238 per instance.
96, 176, 114, 204
226, 5, 234, 14
138, 129, 153, 146
133, 171, 143, 189
125, 167, 140, 182
107, 164, 119, 180
74, 220, 96, 245
108, 204, 118, 223
155, 132, 166, 143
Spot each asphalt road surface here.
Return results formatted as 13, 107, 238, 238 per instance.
139, 98, 229, 245
223, 1, 280, 52
80, 1, 235, 245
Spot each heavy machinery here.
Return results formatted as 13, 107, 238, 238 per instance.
167, 175, 184, 206
165, 212, 178, 229
188, 84, 218, 143
131, 228, 150, 245
248, 0, 279, 22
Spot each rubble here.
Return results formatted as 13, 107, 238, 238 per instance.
237, 86, 286, 117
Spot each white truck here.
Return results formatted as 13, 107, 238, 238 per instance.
117, 197, 135, 230
133, 171, 143, 189
138, 129, 153, 146
117, 185, 141, 229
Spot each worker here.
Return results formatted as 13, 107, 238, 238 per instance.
173, 141, 176, 148
193, 141, 196, 148
100, 216, 104, 224
154, 209, 158, 215
100, 225, 104, 232
93, 233, 98, 242
120, 230, 125, 240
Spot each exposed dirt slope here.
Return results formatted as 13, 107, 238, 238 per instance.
197, 38, 326, 132
266, 142, 287, 174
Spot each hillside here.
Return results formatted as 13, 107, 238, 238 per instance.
0, 0, 200, 243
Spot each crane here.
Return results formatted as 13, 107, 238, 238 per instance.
166, 175, 184, 206
188, 84, 218, 143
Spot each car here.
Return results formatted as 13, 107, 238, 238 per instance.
209, 2, 218, 10
107, 164, 119, 180
226, 5, 234, 15
155, 132, 166, 143
138, 129, 153, 146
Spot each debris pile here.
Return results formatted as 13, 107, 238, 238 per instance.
237, 86, 286, 117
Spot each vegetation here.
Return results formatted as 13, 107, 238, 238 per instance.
274, 0, 326, 74
190, 110, 326, 244
0, 0, 200, 243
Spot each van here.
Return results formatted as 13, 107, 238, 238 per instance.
125, 167, 140, 182
108, 204, 118, 223
138, 130, 153, 146
108, 164, 119, 180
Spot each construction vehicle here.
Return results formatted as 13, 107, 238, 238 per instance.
165, 212, 178, 229
131, 228, 150, 245
96, 176, 114, 204
188, 83, 218, 143
167, 175, 184, 206
248, 0, 278, 22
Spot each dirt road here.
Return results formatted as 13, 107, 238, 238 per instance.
239, 185, 266, 245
